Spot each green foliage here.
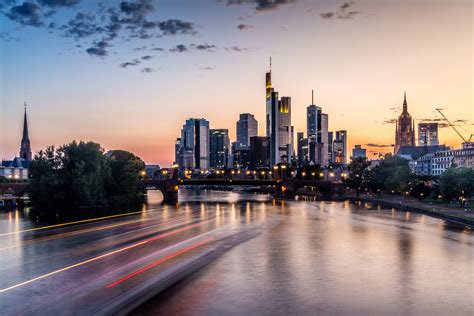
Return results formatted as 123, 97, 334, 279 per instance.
440, 168, 474, 205
366, 154, 414, 193
27, 141, 145, 212
345, 157, 370, 192
106, 150, 146, 207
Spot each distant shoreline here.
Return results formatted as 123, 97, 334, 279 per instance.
345, 196, 474, 228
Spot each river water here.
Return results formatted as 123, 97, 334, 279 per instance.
138, 189, 474, 315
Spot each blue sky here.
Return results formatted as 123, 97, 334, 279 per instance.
1, 0, 472, 165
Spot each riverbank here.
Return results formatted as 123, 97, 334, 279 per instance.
346, 195, 474, 228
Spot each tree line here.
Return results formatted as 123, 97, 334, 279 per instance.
27, 141, 146, 212
345, 154, 474, 206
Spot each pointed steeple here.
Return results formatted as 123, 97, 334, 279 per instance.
19, 102, 32, 162
22, 102, 29, 141
403, 91, 407, 113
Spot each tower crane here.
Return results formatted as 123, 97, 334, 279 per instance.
435, 108, 473, 143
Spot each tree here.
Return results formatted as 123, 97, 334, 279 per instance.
365, 154, 414, 194
27, 141, 146, 212
440, 168, 474, 206
345, 157, 370, 196
106, 150, 146, 207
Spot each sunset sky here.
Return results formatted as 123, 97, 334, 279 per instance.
1, 0, 472, 166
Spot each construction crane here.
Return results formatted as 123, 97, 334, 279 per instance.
435, 108, 473, 142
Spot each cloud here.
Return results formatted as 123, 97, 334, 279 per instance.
141, 67, 156, 73
63, 11, 103, 39
320, 1, 360, 20
383, 118, 396, 124
202, 66, 215, 70
0, 32, 19, 42
225, 0, 296, 12
151, 47, 164, 51
120, 59, 141, 67
141, 55, 152, 60
225, 46, 248, 52
86, 40, 110, 56
169, 44, 188, 52
39, 0, 80, 8
237, 24, 254, 30
365, 143, 394, 148
6, 2, 44, 27
156, 19, 196, 36
192, 43, 216, 52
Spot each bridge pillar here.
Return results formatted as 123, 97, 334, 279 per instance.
274, 181, 296, 200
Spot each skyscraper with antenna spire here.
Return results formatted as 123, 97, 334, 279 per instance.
265, 57, 293, 165
306, 90, 329, 166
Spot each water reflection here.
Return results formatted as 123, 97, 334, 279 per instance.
137, 191, 474, 315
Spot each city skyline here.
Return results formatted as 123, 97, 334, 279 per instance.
1, 0, 472, 166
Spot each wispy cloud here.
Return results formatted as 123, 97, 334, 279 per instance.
365, 143, 394, 148
224, 0, 296, 12
169, 44, 188, 52
237, 24, 254, 30
141, 67, 156, 73
320, 1, 360, 20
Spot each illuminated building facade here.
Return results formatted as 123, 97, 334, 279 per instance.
265, 58, 294, 165
306, 91, 329, 166
210, 129, 230, 168
418, 123, 439, 146
178, 118, 210, 170
333, 130, 347, 164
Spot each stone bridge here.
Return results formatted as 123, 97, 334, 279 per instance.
139, 169, 345, 204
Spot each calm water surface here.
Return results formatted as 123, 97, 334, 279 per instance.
138, 190, 474, 315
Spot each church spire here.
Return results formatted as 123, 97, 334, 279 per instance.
22, 102, 29, 141
20, 102, 32, 162
403, 91, 407, 113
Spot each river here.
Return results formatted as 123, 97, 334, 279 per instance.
138, 190, 474, 315
0, 189, 472, 315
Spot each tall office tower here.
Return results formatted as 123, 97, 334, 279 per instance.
265, 58, 293, 165
333, 130, 348, 164
249, 136, 270, 169
179, 118, 210, 170
306, 91, 329, 166
236, 113, 258, 149
210, 129, 230, 168
418, 123, 439, 146
328, 131, 334, 163
19, 104, 32, 162
394, 92, 415, 153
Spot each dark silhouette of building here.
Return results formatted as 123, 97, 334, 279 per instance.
249, 136, 269, 169
395, 92, 415, 153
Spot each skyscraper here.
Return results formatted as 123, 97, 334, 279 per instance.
333, 130, 348, 164
19, 104, 32, 162
249, 136, 269, 169
418, 123, 439, 146
179, 118, 210, 170
265, 58, 294, 165
395, 92, 415, 153
236, 113, 258, 149
210, 129, 230, 168
306, 91, 329, 166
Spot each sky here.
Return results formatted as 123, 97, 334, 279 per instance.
0, 0, 472, 166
